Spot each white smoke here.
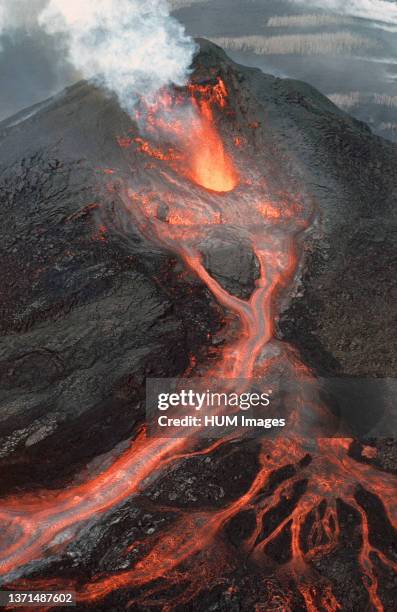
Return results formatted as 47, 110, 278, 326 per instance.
0, 0, 47, 32
0, 0, 46, 52
38, 0, 196, 110
0, 0, 196, 111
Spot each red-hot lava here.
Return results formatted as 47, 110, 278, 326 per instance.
132, 77, 238, 193
186, 83, 238, 192
0, 78, 396, 611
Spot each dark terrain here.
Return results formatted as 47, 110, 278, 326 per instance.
0, 39, 396, 610
170, 0, 397, 144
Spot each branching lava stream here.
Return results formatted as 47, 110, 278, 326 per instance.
1, 79, 396, 611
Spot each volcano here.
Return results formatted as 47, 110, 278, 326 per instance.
0, 39, 396, 611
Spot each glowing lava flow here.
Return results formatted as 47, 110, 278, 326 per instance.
0, 78, 396, 612
134, 77, 238, 192
187, 97, 238, 192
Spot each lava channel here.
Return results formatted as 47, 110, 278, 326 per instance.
0, 78, 396, 612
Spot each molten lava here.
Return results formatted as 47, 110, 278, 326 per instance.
134, 77, 238, 192
0, 75, 396, 612
187, 101, 238, 192
182, 81, 238, 191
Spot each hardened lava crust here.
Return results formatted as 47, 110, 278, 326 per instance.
0, 39, 396, 611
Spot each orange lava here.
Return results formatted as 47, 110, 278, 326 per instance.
187, 101, 238, 192
181, 80, 238, 191
1, 77, 396, 612
134, 77, 238, 192
133, 137, 181, 162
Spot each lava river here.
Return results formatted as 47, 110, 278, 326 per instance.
0, 78, 396, 611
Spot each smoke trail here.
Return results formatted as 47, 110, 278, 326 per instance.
37, 0, 196, 111
0, 0, 47, 33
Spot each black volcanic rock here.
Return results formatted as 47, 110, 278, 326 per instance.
0, 37, 395, 482
0, 38, 396, 610
200, 228, 260, 299
0, 78, 223, 490
190, 41, 396, 380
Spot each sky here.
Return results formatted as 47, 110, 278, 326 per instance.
0, 0, 396, 140
172, 0, 397, 140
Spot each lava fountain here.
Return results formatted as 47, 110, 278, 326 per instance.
0, 77, 396, 612
186, 86, 238, 192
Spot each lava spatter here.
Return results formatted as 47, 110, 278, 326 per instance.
0, 78, 396, 612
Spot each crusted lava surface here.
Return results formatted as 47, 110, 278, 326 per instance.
0, 39, 396, 611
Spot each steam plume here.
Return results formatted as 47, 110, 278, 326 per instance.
36, 0, 196, 111
0, 0, 47, 33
